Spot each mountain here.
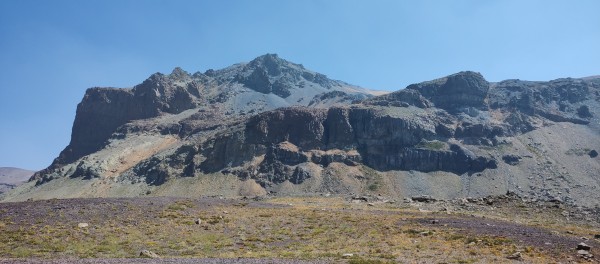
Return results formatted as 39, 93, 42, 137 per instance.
50, 53, 382, 168
3, 56, 600, 210
0, 167, 35, 195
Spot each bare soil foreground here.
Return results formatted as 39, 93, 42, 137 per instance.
1, 196, 599, 263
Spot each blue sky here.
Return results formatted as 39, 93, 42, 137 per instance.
1, 0, 599, 170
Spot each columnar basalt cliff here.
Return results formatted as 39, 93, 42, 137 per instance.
7, 55, 600, 208
191, 105, 497, 187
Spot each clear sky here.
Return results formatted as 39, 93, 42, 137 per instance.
1, 0, 599, 170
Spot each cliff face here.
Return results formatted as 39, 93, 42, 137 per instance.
364, 71, 489, 111
193, 106, 496, 186
407, 71, 490, 112
13, 55, 600, 208
55, 70, 204, 166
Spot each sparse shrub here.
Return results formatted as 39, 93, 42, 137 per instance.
167, 204, 187, 211
565, 148, 592, 156
367, 183, 379, 191
417, 140, 446, 150
465, 237, 478, 244
258, 213, 273, 218
207, 216, 221, 225
447, 234, 466, 240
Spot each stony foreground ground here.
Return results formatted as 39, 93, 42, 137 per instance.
0, 196, 599, 263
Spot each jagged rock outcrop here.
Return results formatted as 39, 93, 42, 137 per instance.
54, 68, 205, 167
489, 77, 596, 125
232, 53, 336, 98
407, 71, 490, 112
364, 71, 489, 112
308, 91, 371, 107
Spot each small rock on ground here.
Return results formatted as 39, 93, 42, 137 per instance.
140, 250, 160, 259
506, 251, 522, 260
577, 242, 591, 250
578, 250, 594, 259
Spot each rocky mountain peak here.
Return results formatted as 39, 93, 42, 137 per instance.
363, 71, 489, 111
247, 53, 292, 76
406, 71, 489, 112
229, 54, 340, 97
243, 53, 307, 78
169, 67, 190, 80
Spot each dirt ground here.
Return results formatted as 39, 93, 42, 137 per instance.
0, 196, 598, 263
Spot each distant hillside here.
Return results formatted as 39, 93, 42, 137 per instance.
0, 167, 34, 195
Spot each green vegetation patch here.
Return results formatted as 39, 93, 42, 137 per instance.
416, 140, 447, 150
565, 148, 592, 156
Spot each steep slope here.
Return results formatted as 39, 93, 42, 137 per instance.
5, 65, 600, 209
0, 167, 34, 195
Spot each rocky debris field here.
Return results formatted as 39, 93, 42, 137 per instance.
1, 196, 599, 263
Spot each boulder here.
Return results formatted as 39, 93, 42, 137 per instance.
506, 251, 522, 260
140, 249, 160, 259
502, 154, 521, 165
578, 250, 594, 259
412, 195, 436, 203
577, 105, 593, 118
577, 242, 591, 251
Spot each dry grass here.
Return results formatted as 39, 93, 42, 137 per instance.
0, 197, 583, 262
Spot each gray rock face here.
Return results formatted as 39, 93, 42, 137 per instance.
56, 69, 204, 166
185, 106, 496, 186
406, 71, 490, 112
502, 154, 521, 165
233, 54, 339, 97
364, 89, 431, 108
308, 91, 370, 107
489, 77, 597, 124
366, 72, 598, 134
